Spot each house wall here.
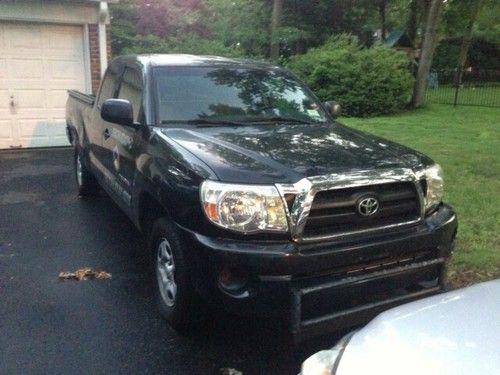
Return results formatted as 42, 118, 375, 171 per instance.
88, 24, 113, 94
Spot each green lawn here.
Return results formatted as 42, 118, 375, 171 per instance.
342, 104, 500, 287
426, 86, 500, 107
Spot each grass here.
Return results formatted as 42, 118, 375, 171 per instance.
342, 104, 500, 287
426, 86, 500, 107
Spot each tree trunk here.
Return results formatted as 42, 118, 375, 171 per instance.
379, 0, 387, 40
407, 0, 418, 48
457, 0, 483, 74
270, 0, 283, 60
411, 0, 444, 108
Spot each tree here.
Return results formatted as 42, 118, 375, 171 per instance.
406, 0, 418, 48
135, 0, 208, 38
434, 0, 498, 70
456, 0, 484, 90
270, 0, 283, 60
412, 0, 444, 107
206, 0, 271, 57
378, 0, 387, 40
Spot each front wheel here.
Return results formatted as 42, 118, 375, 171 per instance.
75, 150, 99, 196
150, 217, 198, 331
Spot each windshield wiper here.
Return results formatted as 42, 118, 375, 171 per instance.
245, 116, 313, 124
161, 119, 246, 127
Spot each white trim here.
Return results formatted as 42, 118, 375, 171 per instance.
98, 23, 108, 79
83, 24, 92, 94
0, 1, 103, 25
98, 1, 109, 78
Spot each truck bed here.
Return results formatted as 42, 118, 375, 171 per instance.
66, 90, 96, 146
68, 90, 95, 106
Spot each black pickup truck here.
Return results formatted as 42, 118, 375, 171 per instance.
66, 54, 457, 340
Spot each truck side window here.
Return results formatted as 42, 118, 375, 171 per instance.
117, 68, 143, 123
97, 67, 118, 109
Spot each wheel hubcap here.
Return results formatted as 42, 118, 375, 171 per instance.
76, 155, 83, 187
156, 238, 177, 307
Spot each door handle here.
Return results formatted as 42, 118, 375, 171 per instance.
9, 95, 16, 112
103, 128, 110, 140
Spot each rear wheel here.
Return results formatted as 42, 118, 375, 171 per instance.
150, 217, 198, 331
75, 149, 99, 196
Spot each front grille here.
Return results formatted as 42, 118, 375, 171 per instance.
299, 260, 442, 322
302, 182, 420, 238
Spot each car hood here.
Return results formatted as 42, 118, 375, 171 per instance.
335, 280, 500, 375
157, 123, 431, 184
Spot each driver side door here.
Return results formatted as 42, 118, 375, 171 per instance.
101, 66, 144, 209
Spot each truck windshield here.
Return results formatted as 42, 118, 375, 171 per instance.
154, 66, 328, 125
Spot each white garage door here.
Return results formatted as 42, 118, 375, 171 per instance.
0, 22, 87, 149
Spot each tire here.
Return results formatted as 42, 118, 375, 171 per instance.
149, 217, 198, 331
74, 149, 99, 196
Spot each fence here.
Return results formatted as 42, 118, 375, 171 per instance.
425, 68, 500, 108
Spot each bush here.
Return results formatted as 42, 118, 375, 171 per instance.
287, 34, 414, 117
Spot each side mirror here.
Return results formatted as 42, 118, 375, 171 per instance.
323, 101, 341, 118
101, 99, 134, 127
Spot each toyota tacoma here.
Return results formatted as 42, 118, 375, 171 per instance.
66, 54, 457, 340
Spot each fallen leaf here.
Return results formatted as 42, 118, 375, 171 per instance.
58, 267, 112, 281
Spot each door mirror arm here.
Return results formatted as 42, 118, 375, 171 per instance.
323, 100, 341, 118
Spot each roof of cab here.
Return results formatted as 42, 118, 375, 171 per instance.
116, 54, 277, 69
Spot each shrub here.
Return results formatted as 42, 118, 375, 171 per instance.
287, 34, 414, 117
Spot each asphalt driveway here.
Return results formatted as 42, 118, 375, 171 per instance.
0, 148, 337, 375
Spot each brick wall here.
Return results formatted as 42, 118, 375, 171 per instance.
88, 24, 112, 94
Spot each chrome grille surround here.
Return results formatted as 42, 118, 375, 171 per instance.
275, 168, 425, 243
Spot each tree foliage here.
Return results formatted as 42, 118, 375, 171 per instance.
136, 0, 209, 38
108, 0, 499, 114
110, 0, 242, 57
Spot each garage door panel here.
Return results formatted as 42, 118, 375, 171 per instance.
0, 89, 10, 111
47, 59, 85, 81
0, 119, 14, 139
0, 58, 6, 78
9, 58, 44, 80
0, 25, 5, 49
48, 90, 69, 110
17, 118, 67, 138
14, 89, 46, 109
7, 24, 43, 50
17, 119, 68, 147
44, 26, 84, 57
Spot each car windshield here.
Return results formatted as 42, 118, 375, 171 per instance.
154, 66, 328, 125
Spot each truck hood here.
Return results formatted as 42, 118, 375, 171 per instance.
157, 123, 431, 184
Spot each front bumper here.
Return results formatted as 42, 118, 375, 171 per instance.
179, 204, 457, 340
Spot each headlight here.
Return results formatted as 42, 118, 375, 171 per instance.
301, 349, 339, 375
423, 164, 444, 212
200, 180, 288, 233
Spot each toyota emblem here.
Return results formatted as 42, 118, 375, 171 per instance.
357, 196, 379, 217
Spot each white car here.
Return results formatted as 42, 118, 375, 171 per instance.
301, 279, 500, 375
